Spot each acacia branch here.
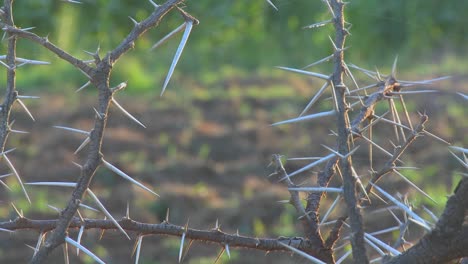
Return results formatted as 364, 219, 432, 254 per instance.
383, 178, 468, 263
27, 1, 190, 263
328, 0, 368, 262
0, 216, 333, 259
0, 0, 17, 152
1, 26, 94, 77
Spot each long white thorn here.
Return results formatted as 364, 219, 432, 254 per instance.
135, 235, 143, 264
16, 99, 35, 121
370, 183, 431, 231
299, 81, 330, 116
76, 225, 85, 255
161, 20, 193, 96
74, 137, 90, 154
303, 20, 332, 29
320, 195, 341, 225
76, 81, 91, 93
276, 66, 329, 81
364, 232, 401, 256
111, 98, 146, 128
65, 237, 105, 264
265, 0, 278, 10
26, 182, 77, 188
86, 188, 130, 240
289, 187, 343, 193
393, 170, 436, 203
53, 125, 89, 135
272, 110, 335, 126
457, 92, 468, 100
102, 159, 159, 197
178, 232, 185, 263
150, 23, 185, 51
280, 153, 336, 181
3, 153, 30, 203
278, 242, 326, 264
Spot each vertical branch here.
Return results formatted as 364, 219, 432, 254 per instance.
0, 0, 17, 152
329, 0, 368, 263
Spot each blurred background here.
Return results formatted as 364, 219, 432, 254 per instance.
0, 0, 466, 263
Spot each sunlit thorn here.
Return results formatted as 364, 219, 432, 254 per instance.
165, 208, 170, 223
449, 146, 468, 154
16, 95, 40, 99
53, 125, 89, 135
65, 237, 105, 264
457, 92, 468, 100
0, 60, 12, 70
392, 169, 436, 203
276, 66, 329, 81
279, 153, 336, 181
423, 130, 450, 145
365, 232, 401, 256
135, 235, 143, 264
148, 0, 159, 8
225, 244, 231, 259
74, 137, 90, 154
363, 236, 385, 256
336, 250, 352, 264
61, 0, 83, 4
391, 55, 398, 77
299, 81, 330, 116
161, 20, 194, 96
3, 153, 31, 203
272, 110, 335, 126
76, 225, 85, 255
32, 232, 45, 256
75, 81, 91, 93
47, 204, 61, 214
265, 0, 278, 11
0, 178, 12, 191
111, 98, 146, 128
93, 108, 103, 120
449, 151, 468, 169
124, 201, 130, 219
79, 203, 99, 212
178, 232, 186, 263
422, 206, 439, 222
303, 20, 332, 30
150, 23, 185, 51
102, 159, 159, 196
322, 0, 336, 18
279, 242, 326, 264
16, 99, 35, 121
86, 188, 130, 239
370, 183, 431, 231
320, 195, 341, 225
180, 240, 194, 263
72, 161, 83, 169
11, 202, 23, 218
111, 81, 128, 93
128, 16, 139, 26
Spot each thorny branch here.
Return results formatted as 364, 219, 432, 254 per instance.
0, 0, 465, 263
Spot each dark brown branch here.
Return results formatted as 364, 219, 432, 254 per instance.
329, 0, 368, 262
0, 0, 16, 153
28, 1, 189, 263
2, 26, 94, 77
109, 0, 195, 64
383, 178, 468, 264
0, 217, 333, 261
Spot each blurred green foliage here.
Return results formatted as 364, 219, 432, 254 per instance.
3, 0, 466, 92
